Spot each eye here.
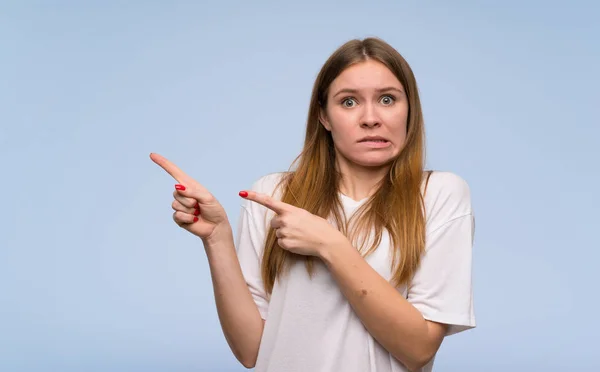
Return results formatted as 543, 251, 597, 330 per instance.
380, 95, 396, 106
341, 97, 357, 108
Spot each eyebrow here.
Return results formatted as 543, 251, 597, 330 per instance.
332, 86, 405, 98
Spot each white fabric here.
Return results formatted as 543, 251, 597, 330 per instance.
235, 171, 476, 372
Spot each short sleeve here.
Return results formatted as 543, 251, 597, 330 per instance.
407, 172, 476, 336
235, 203, 270, 320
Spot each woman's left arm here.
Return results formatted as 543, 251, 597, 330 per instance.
319, 239, 447, 371
240, 176, 475, 371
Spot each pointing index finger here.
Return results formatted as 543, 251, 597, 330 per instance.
242, 191, 289, 214
149, 153, 195, 186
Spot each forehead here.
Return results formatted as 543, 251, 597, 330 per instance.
329, 60, 403, 92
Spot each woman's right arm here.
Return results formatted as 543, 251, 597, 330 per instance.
202, 226, 265, 369
149, 153, 264, 368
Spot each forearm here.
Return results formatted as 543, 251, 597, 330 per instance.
203, 226, 264, 368
319, 239, 441, 370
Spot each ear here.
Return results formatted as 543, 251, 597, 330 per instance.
319, 107, 332, 131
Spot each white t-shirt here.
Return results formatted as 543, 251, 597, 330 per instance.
235, 171, 476, 372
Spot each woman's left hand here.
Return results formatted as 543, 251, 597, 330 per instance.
240, 190, 347, 258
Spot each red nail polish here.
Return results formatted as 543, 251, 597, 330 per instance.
193, 216, 199, 222
195, 202, 199, 209
194, 209, 200, 216
175, 184, 186, 191
239, 191, 248, 198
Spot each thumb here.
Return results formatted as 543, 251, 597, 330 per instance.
175, 183, 214, 205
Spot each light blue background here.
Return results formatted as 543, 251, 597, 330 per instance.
2, 1, 598, 371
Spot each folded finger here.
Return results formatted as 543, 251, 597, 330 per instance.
173, 190, 199, 209
172, 199, 199, 215
270, 216, 284, 229
173, 211, 199, 226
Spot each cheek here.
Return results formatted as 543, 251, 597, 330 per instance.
387, 110, 409, 138
330, 123, 358, 147
326, 111, 354, 140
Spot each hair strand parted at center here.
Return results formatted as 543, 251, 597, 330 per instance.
261, 37, 428, 295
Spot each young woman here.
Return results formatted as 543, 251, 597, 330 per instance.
151, 37, 475, 372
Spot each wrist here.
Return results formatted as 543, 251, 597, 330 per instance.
202, 223, 234, 250
318, 233, 352, 264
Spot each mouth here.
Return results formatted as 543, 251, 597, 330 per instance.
357, 136, 391, 148
358, 136, 390, 144
359, 139, 389, 143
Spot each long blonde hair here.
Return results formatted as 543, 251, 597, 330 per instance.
262, 37, 428, 294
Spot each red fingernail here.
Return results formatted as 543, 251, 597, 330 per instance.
239, 191, 248, 198
195, 202, 199, 209
175, 184, 186, 191
193, 216, 199, 222
194, 209, 200, 216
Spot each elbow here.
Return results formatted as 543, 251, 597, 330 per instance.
233, 350, 258, 369
404, 357, 432, 372
227, 320, 265, 369
393, 339, 438, 372
227, 338, 258, 368
401, 321, 446, 371
401, 349, 437, 372
240, 358, 256, 369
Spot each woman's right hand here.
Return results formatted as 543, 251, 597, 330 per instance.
150, 153, 229, 241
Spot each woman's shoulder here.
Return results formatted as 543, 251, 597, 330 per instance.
422, 170, 473, 227
423, 170, 471, 199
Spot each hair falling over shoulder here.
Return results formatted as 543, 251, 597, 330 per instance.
261, 37, 428, 295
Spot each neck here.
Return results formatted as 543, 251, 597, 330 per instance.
336, 156, 390, 202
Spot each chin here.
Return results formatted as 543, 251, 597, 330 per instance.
352, 156, 396, 168
335, 147, 400, 169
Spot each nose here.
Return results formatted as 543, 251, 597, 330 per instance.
360, 104, 381, 128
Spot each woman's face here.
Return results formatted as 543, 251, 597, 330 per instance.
320, 60, 409, 170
